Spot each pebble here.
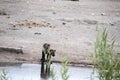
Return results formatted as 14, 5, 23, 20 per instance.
62, 22, 66, 25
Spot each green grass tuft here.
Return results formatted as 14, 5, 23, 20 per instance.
0, 69, 8, 80
61, 57, 69, 80
92, 28, 120, 80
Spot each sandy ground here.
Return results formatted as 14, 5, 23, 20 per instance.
0, 0, 120, 65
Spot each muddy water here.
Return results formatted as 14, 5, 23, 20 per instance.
0, 63, 98, 80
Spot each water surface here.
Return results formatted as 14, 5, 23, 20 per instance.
0, 63, 98, 80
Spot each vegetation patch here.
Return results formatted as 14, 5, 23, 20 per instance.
92, 28, 120, 80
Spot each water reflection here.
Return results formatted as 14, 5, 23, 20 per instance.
40, 62, 50, 80
0, 63, 98, 80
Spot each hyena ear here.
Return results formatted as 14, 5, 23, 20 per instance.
43, 43, 47, 47
43, 43, 50, 49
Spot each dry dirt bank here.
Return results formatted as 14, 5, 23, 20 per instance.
0, 0, 120, 66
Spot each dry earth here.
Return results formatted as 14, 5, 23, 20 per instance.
0, 0, 120, 66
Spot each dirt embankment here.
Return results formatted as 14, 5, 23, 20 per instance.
0, 0, 120, 67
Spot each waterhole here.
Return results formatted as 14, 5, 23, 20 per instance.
0, 63, 98, 80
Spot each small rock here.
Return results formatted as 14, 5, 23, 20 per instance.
110, 23, 114, 26
47, 23, 50, 25
34, 32, 41, 35
101, 13, 106, 16
11, 28, 18, 30
28, 26, 32, 28
13, 25, 16, 27
53, 12, 56, 14
49, 26, 52, 28
62, 22, 66, 25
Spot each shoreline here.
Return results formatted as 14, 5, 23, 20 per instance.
0, 60, 93, 68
